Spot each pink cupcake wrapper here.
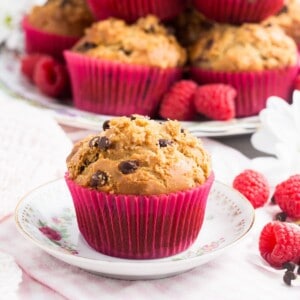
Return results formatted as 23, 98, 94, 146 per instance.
22, 17, 80, 60
87, 0, 185, 22
65, 173, 214, 259
64, 51, 182, 117
190, 66, 299, 117
193, 0, 284, 24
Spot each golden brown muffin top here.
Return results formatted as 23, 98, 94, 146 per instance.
66, 115, 211, 195
263, 0, 300, 44
189, 22, 298, 72
28, 0, 94, 37
72, 15, 187, 68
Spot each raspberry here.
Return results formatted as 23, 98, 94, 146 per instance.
159, 80, 198, 121
233, 169, 270, 209
33, 56, 70, 98
274, 175, 300, 219
259, 221, 300, 268
194, 84, 236, 120
294, 74, 300, 90
20, 54, 48, 81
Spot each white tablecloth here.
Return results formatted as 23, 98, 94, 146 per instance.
0, 89, 299, 300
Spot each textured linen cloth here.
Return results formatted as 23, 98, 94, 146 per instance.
0, 90, 299, 299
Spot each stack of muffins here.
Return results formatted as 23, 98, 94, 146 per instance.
22, 0, 299, 119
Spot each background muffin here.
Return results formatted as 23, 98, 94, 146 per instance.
23, 0, 94, 59
66, 115, 214, 259
263, 0, 300, 49
65, 16, 186, 116
189, 23, 298, 117
173, 8, 216, 47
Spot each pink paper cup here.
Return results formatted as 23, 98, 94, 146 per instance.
190, 66, 299, 117
65, 173, 214, 259
64, 51, 182, 117
22, 17, 80, 60
87, 0, 185, 22
193, 0, 284, 24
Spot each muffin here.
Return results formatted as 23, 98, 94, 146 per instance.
173, 8, 216, 47
87, 0, 185, 22
65, 115, 214, 259
23, 0, 94, 59
193, 0, 284, 24
64, 16, 186, 117
189, 23, 299, 117
263, 0, 300, 49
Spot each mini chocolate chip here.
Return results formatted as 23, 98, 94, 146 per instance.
118, 160, 139, 174
98, 136, 111, 150
130, 115, 136, 120
275, 212, 287, 222
144, 25, 156, 34
120, 47, 132, 56
89, 136, 111, 150
264, 23, 272, 28
180, 128, 185, 134
102, 120, 110, 131
205, 38, 214, 50
158, 139, 173, 148
90, 170, 109, 187
283, 262, 296, 272
270, 195, 276, 204
277, 5, 288, 15
79, 166, 85, 173
89, 136, 101, 148
77, 42, 97, 52
283, 270, 297, 286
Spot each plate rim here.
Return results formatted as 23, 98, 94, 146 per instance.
14, 178, 255, 270
0, 49, 260, 137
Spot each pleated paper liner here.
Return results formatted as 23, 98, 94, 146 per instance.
87, 0, 185, 22
22, 17, 80, 61
193, 0, 284, 24
64, 51, 182, 117
190, 65, 299, 117
65, 173, 214, 259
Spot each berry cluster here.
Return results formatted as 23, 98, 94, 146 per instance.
159, 80, 237, 121
232, 171, 300, 285
21, 54, 70, 98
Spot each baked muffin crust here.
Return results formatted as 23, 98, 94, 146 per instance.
73, 15, 187, 68
67, 116, 211, 195
28, 0, 94, 36
263, 0, 300, 44
189, 22, 297, 72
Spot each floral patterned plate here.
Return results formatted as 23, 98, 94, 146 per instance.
15, 179, 255, 280
0, 50, 260, 137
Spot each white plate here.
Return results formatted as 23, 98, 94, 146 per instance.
0, 49, 260, 137
15, 179, 255, 280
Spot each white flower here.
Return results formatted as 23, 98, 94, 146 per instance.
0, 1, 46, 51
251, 91, 300, 185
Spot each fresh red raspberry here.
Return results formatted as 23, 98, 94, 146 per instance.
233, 169, 270, 209
20, 54, 48, 81
33, 56, 70, 98
259, 221, 300, 268
159, 80, 198, 121
274, 175, 300, 219
194, 84, 236, 120
294, 74, 300, 90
